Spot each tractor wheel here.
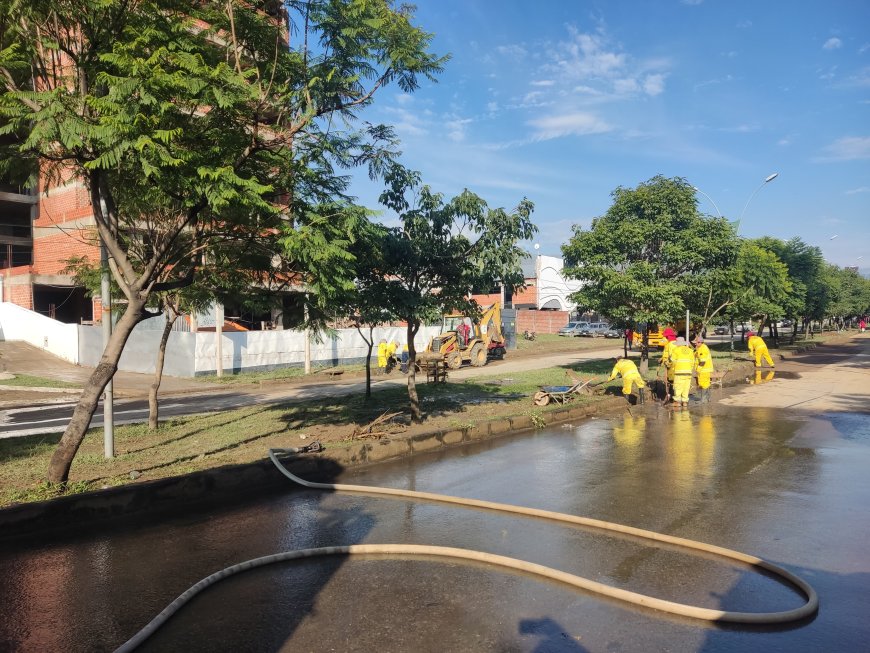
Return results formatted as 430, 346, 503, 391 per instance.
533, 391, 550, 406
446, 351, 463, 369
470, 343, 487, 367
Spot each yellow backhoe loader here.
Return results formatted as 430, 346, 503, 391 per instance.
418, 302, 507, 370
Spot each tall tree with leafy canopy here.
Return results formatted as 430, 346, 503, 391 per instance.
0, 0, 446, 484
562, 176, 737, 372
754, 237, 826, 332
358, 164, 536, 423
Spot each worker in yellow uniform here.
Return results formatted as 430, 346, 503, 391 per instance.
659, 330, 678, 398
693, 335, 714, 403
608, 356, 647, 404
376, 339, 389, 374
747, 331, 775, 368
670, 337, 696, 408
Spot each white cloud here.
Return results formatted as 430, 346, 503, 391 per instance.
383, 106, 428, 137
823, 37, 843, 50
530, 79, 555, 87
573, 85, 603, 95
395, 94, 414, 106
643, 73, 666, 96
445, 117, 473, 143
721, 124, 760, 133
496, 44, 528, 59
817, 136, 870, 161
845, 186, 870, 194
551, 27, 627, 80
528, 112, 612, 140
737, 20, 753, 29
681, 0, 704, 5
613, 77, 639, 94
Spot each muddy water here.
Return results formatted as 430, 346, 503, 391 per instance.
2, 406, 869, 653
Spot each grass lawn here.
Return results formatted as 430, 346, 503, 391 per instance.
0, 330, 849, 508
1, 375, 80, 388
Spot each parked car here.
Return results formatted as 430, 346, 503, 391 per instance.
558, 321, 589, 337
735, 322, 753, 333
603, 326, 622, 338
713, 325, 730, 335
578, 322, 611, 337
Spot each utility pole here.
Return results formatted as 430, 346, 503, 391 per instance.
216, 302, 224, 377
100, 239, 114, 458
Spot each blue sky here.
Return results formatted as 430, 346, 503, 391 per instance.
348, 0, 870, 273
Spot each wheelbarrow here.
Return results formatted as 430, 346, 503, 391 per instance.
532, 376, 598, 406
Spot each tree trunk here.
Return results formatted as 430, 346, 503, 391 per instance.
639, 325, 649, 375
148, 310, 179, 431
48, 299, 147, 484
354, 325, 375, 399
406, 321, 422, 423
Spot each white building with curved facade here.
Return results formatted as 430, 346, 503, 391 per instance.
532, 255, 583, 313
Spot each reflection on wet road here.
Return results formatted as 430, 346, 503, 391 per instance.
1, 405, 869, 652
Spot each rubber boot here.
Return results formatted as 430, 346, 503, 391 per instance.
638, 388, 646, 405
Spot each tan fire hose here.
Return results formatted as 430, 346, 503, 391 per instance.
114, 448, 818, 651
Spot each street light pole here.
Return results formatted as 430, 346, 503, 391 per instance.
735, 173, 778, 233
692, 186, 723, 219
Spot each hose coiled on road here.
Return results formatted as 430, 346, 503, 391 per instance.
114, 446, 818, 651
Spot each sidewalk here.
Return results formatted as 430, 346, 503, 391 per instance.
719, 332, 870, 412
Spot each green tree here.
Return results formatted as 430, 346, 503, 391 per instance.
562, 176, 737, 372
725, 241, 794, 339
363, 164, 536, 422
0, 0, 445, 484
755, 237, 825, 332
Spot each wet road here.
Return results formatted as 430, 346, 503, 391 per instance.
2, 405, 869, 652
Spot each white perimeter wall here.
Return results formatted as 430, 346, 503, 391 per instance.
0, 302, 80, 363
194, 325, 442, 375
1, 305, 443, 377
77, 318, 196, 377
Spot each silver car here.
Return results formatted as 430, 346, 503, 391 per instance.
579, 322, 611, 337
558, 322, 589, 336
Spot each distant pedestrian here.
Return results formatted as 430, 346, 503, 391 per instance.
624, 327, 633, 351
861, 318, 866, 333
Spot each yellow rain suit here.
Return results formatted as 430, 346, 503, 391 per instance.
377, 341, 389, 370
747, 334, 775, 368
609, 358, 646, 396
671, 344, 696, 405
660, 339, 678, 383
694, 342, 714, 390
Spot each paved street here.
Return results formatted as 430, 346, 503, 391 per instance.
2, 337, 869, 652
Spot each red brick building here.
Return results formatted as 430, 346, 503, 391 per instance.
0, 170, 99, 323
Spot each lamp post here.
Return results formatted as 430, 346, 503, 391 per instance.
735, 172, 778, 233
694, 173, 778, 353
692, 186, 723, 219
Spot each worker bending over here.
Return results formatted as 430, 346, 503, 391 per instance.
747, 331, 775, 368
609, 357, 647, 405
670, 337, 696, 408
693, 335, 714, 403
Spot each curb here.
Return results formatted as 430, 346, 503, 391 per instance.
0, 396, 627, 543
0, 351, 820, 542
